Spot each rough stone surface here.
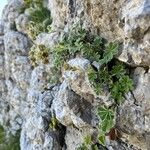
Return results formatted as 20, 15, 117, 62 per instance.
0, 0, 150, 150
53, 81, 94, 128
63, 58, 112, 106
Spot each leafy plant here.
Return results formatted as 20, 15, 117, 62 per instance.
27, 8, 52, 40
48, 24, 104, 83
49, 117, 59, 131
111, 76, 133, 104
97, 106, 115, 145
87, 58, 133, 104
24, 0, 52, 40
0, 126, 20, 150
99, 42, 118, 65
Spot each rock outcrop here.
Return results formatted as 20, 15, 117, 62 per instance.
0, 0, 150, 150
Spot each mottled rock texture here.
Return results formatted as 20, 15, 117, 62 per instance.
0, 0, 150, 150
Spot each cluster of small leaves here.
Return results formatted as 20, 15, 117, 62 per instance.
49, 24, 104, 83
56, 24, 104, 62
0, 126, 20, 150
24, 0, 52, 40
24, 0, 43, 8
88, 61, 133, 104
97, 106, 115, 145
29, 44, 49, 66
49, 117, 59, 131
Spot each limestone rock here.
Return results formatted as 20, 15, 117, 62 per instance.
15, 14, 29, 34
35, 32, 60, 47
53, 81, 94, 128
65, 126, 95, 150
119, 0, 150, 66
0, 0, 150, 150
63, 58, 112, 106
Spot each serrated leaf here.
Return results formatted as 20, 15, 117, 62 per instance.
98, 134, 106, 146
111, 64, 126, 78
84, 135, 92, 145
97, 107, 115, 132
99, 42, 118, 65
92, 144, 99, 150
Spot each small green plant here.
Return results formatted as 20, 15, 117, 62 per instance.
48, 24, 104, 83
27, 7, 52, 40
87, 62, 133, 104
23, 0, 52, 40
97, 106, 115, 145
49, 117, 59, 131
0, 125, 20, 150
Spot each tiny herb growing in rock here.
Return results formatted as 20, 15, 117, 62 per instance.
97, 106, 115, 145
49, 116, 59, 131
0, 125, 20, 150
24, 0, 52, 40
27, 19, 133, 149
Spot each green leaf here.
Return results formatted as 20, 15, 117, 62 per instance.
97, 106, 114, 132
77, 143, 88, 150
110, 64, 126, 78
87, 68, 97, 83
84, 135, 92, 145
111, 75, 133, 104
99, 42, 118, 65
98, 134, 106, 146
92, 144, 99, 150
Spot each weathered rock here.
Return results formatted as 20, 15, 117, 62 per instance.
2, 0, 24, 32
65, 126, 95, 150
0, 20, 4, 35
4, 31, 30, 55
35, 32, 60, 47
0, 0, 150, 150
0, 36, 4, 55
63, 58, 112, 106
53, 81, 94, 128
118, 0, 150, 66
15, 14, 29, 34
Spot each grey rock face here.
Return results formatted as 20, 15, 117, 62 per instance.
2, 0, 24, 32
119, 0, 150, 66
65, 126, 95, 150
15, 14, 29, 34
53, 81, 94, 128
19, 64, 65, 150
63, 58, 112, 106
0, 0, 150, 150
